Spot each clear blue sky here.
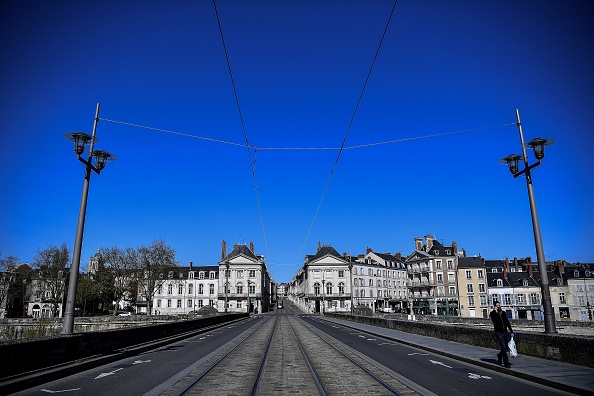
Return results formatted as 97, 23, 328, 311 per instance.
1, 1, 593, 283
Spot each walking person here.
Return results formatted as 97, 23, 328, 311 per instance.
490, 301, 514, 367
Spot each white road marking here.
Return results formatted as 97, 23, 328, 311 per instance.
468, 373, 492, 380
95, 368, 124, 379
429, 359, 452, 368
41, 389, 81, 393
408, 352, 429, 356
132, 360, 151, 364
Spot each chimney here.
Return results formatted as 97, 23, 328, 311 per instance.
529, 263, 534, 277
514, 257, 518, 272
366, 246, 372, 255
527, 256, 532, 264
317, 241, 321, 252
425, 234, 434, 250
415, 237, 423, 251
503, 261, 508, 279
452, 241, 457, 255
343, 251, 348, 260
395, 252, 402, 260
250, 241, 254, 252
189, 261, 193, 270
357, 253, 365, 259
221, 240, 227, 260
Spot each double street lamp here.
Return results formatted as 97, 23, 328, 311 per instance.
498, 108, 556, 333
62, 103, 116, 335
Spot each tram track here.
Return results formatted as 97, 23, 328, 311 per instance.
163, 306, 420, 396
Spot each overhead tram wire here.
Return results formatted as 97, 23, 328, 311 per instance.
293, 0, 400, 269
100, 117, 516, 151
212, 0, 272, 269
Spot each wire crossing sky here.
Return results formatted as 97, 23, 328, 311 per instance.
1, 1, 593, 283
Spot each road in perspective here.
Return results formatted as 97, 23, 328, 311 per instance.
12, 301, 581, 396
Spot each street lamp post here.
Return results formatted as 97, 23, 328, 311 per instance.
498, 108, 556, 333
349, 261, 354, 315
62, 103, 116, 334
321, 279, 326, 315
247, 280, 254, 314
224, 262, 229, 313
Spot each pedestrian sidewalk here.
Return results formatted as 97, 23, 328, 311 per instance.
318, 315, 594, 396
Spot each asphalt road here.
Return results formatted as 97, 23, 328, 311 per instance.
13, 316, 267, 396
301, 315, 572, 396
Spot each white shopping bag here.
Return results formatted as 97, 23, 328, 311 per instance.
508, 334, 518, 358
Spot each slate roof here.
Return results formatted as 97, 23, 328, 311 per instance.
223, 244, 259, 262
458, 257, 485, 268
306, 245, 344, 263
486, 272, 513, 288
563, 264, 594, 280
425, 239, 456, 256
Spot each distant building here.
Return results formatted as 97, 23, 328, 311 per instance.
457, 256, 488, 318
218, 240, 274, 314
148, 263, 219, 315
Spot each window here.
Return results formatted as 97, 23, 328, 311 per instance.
157, 299, 161, 308
466, 270, 472, 280
448, 273, 455, 283
504, 294, 512, 305
447, 260, 454, 269
326, 282, 333, 295
199, 284, 204, 294
178, 284, 183, 294
436, 260, 442, 269
188, 284, 193, 294
377, 279, 381, 287
468, 296, 475, 307
467, 284, 474, 293
497, 279, 503, 287
369, 279, 373, 286
209, 284, 215, 294
210, 272, 216, 280
177, 300, 182, 308
249, 270, 256, 278
157, 285, 163, 294
313, 270, 320, 279
338, 270, 344, 278
314, 283, 320, 295
236, 283, 243, 294
338, 282, 345, 295
199, 272, 205, 280
325, 270, 332, 278
477, 270, 484, 279
224, 270, 230, 277
168, 271, 173, 279
523, 280, 529, 286
167, 299, 172, 308
237, 270, 244, 278
576, 285, 584, 292
478, 284, 486, 293
586, 271, 591, 277
198, 300, 203, 308
449, 286, 456, 295
480, 295, 487, 307
188, 299, 192, 308
249, 283, 255, 294
437, 274, 443, 284
189, 272, 194, 279
516, 294, 525, 304
578, 296, 586, 306
168, 284, 173, 295
574, 270, 580, 277
559, 292, 566, 304
529, 293, 540, 305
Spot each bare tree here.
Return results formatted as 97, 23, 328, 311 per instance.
33, 244, 70, 317
0, 253, 20, 318
101, 246, 140, 314
138, 239, 178, 315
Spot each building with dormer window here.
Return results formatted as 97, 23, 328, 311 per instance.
218, 240, 273, 314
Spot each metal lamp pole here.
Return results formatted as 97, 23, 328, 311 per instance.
499, 108, 556, 333
62, 103, 116, 334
